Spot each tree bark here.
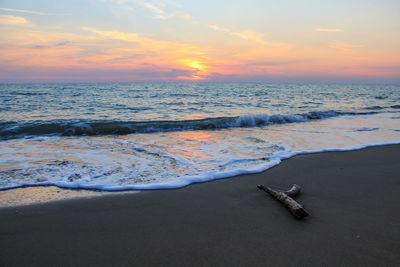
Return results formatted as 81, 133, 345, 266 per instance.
257, 184, 309, 219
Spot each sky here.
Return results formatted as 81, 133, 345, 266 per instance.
0, 0, 399, 83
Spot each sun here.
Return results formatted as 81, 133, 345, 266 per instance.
180, 59, 207, 71
188, 61, 205, 70
176, 59, 209, 80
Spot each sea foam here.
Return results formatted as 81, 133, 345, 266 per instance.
1, 112, 399, 191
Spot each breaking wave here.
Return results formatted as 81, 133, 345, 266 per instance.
0, 110, 387, 140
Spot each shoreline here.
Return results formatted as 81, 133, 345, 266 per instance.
1, 144, 400, 266
1, 141, 399, 208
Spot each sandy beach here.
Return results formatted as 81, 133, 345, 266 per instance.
1, 144, 399, 266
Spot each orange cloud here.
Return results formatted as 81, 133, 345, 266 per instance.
329, 40, 362, 52
0, 15, 28, 25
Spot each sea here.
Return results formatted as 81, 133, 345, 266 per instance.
1, 82, 399, 191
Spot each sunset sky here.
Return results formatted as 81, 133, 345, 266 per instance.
0, 0, 399, 83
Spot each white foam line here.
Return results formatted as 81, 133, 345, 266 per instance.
1, 141, 399, 192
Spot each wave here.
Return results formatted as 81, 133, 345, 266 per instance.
0, 110, 384, 140
354, 127, 379, 132
364, 104, 400, 110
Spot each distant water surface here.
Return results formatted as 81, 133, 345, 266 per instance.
0, 82, 399, 190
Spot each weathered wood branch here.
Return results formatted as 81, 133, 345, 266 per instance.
257, 184, 309, 219
283, 184, 301, 197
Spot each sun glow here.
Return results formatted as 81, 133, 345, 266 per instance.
176, 59, 210, 80
179, 59, 207, 71
189, 61, 205, 70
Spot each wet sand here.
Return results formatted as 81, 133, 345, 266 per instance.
1, 145, 399, 266
0, 185, 131, 207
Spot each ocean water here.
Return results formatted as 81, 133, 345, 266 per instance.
0, 82, 399, 190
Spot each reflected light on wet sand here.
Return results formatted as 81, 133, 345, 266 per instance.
0, 186, 133, 207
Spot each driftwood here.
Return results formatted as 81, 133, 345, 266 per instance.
257, 184, 309, 219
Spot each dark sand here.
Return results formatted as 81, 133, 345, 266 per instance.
1, 145, 400, 266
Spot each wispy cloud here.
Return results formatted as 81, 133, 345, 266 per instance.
114, 0, 191, 19
0, 15, 28, 25
28, 42, 70, 49
329, 40, 361, 51
208, 25, 267, 44
105, 54, 146, 63
315, 28, 343, 32
82, 27, 143, 43
0, 7, 48, 15
82, 26, 203, 54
